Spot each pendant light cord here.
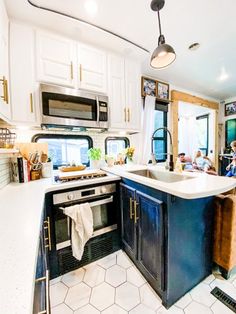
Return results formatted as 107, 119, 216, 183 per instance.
157, 10, 162, 36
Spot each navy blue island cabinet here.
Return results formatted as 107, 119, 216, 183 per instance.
120, 179, 214, 309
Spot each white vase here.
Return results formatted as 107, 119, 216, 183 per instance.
90, 159, 100, 169
126, 158, 134, 165
42, 162, 53, 178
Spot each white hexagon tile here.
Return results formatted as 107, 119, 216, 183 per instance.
50, 250, 236, 313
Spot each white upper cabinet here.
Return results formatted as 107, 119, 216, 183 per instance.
77, 44, 107, 93
36, 31, 76, 88
108, 54, 126, 129
10, 22, 39, 125
0, 0, 10, 120
108, 54, 141, 132
124, 59, 141, 131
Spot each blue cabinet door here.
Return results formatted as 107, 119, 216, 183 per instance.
136, 191, 163, 289
120, 183, 137, 258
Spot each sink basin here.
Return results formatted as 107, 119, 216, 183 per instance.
128, 169, 194, 183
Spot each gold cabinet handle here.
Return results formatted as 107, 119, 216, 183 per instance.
35, 270, 50, 314
129, 197, 134, 220
134, 200, 139, 224
30, 93, 33, 113
79, 64, 82, 82
127, 108, 131, 122
124, 108, 127, 122
70, 61, 74, 80
0, 76, 8, 104
44, 217, 52, 251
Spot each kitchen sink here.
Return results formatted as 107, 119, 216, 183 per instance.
128, 169, 194, 183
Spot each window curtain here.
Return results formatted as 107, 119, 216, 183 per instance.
140, 95, 156, 164
178, 116, 198, 158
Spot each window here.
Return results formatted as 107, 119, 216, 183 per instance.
152, 103, 168, 162
196, 114, 209, 156
32, 134, 92, 169
105, 137, 130, 157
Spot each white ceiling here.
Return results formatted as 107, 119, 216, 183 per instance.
4, 0, 236, 100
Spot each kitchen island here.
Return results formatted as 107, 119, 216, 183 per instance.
103, 165, 236, 308
0, 165, 235, 313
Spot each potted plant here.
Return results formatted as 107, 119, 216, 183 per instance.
87, 148, 102, 169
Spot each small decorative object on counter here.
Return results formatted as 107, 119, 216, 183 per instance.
105, 155, 115, 167
41, 156, 53, 178
125, 147, 135, 163
88, 147, 102, 169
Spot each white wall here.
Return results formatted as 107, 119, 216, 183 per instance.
0, 156, 11, 189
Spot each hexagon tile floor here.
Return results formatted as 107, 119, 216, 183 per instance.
50, 250, 236, 314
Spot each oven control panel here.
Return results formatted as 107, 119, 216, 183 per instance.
53, 183, 116, 205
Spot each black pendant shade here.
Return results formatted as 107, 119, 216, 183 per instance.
150, 0, 176, 69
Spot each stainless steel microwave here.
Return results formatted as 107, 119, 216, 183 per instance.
40, 84, 109, 129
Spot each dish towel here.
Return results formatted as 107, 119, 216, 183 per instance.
63, 203, 93, 260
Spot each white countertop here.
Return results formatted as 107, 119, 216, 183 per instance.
0, 166, 235, 314
0, 173, 120, 314
102, 164, 236, 199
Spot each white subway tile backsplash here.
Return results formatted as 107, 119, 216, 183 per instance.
0, 157, 11, 190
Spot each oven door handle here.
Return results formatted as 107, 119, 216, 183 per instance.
89, 196, 113, 208
59, 196, 113, 212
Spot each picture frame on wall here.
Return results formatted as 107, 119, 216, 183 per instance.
157, 81, 169, 100
225, 102, 236, 116
141, 77, 157, 97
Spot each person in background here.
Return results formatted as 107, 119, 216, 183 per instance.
177, 153, 193, 170
193, 150, 217, 175
226, 140, 236, 177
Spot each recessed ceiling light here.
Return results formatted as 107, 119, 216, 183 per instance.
218, 67, 229, 81
84, 0, 98, 17
188, 43, 200, 51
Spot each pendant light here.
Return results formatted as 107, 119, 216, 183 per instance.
150, 0, 176, 69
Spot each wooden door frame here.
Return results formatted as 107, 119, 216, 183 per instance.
170, 90, 219, 170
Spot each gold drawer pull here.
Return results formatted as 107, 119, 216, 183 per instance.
127, 108, 130, 122
70, 61, 74, 80
79, 64, 82, 81
30, 93, 33, 113
134, 200, 139, 224
129, 197, 134, 220
0, 76, 8, 104
44, 217, 52, 251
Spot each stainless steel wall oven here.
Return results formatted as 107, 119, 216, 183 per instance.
45, 181, 120, 278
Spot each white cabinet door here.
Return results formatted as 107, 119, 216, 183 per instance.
78, 44, 107, 93
125, 59, 141, 131
108, 54, 126, 129
36, 31, 76, 88
10, 22, 39, 125
0, 0, 10, 120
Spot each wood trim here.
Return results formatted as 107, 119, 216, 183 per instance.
171, 90, 219, 110
170, 89, 220, 171
170, 101, 179, 160
214, 110, 219, 170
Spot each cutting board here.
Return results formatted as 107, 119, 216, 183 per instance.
15, 143, 48, 159
58, 169, 106, 180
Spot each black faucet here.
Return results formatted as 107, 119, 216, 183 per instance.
151, 127, 174, 171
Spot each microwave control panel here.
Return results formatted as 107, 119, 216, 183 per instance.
99, 102, 108, 121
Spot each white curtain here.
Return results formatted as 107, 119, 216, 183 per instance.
140, 95, 156, 164
178, 116, 198, 158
